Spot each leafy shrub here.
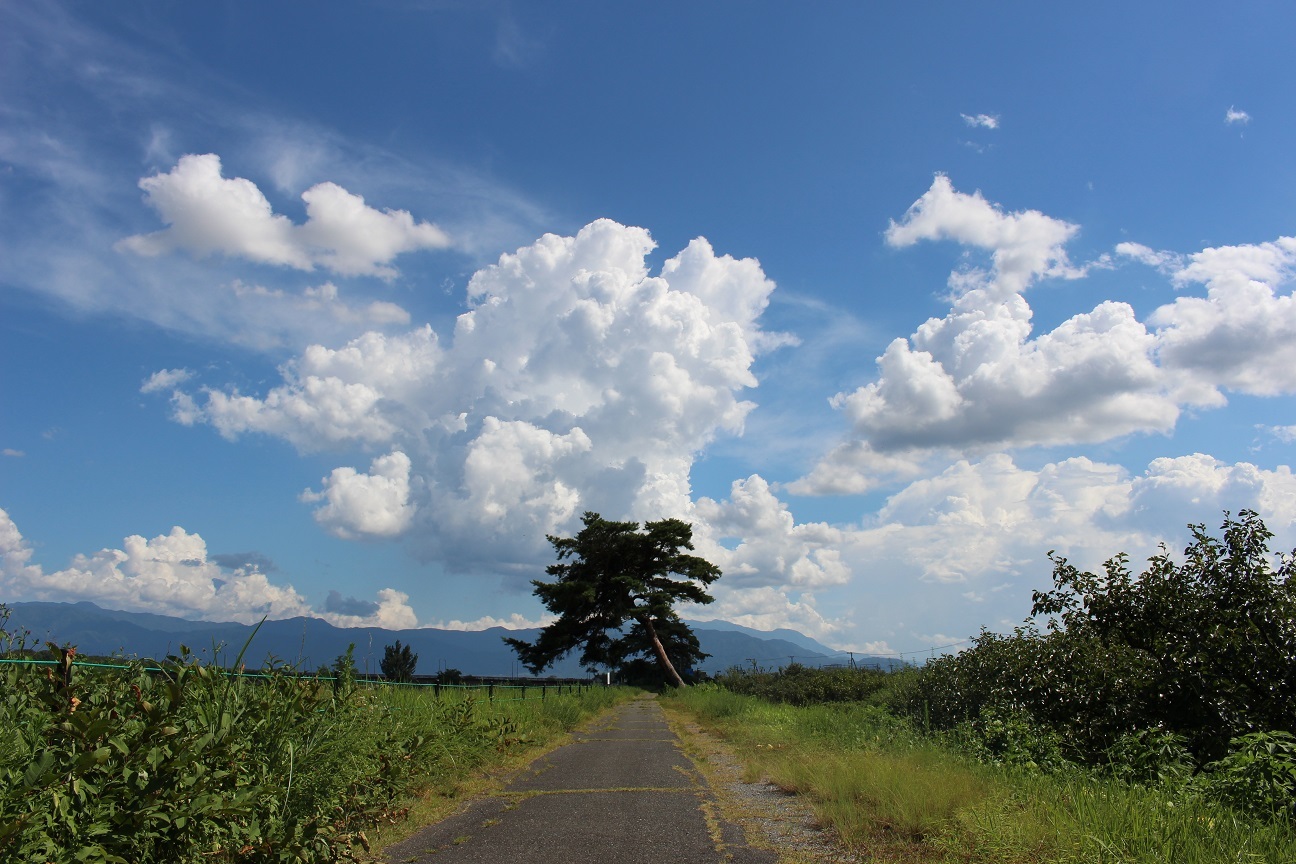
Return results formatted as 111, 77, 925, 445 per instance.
952, 706, 1065, 772
713, 662, 892, 706
1104, 727, 1193, 787
0, 610, 624, 863
1032, 509, 1296, 762
895, 511, 1296, 769
380, 640, 418, 682
895, 625, 1156, 763
1198, 731, 1296, 823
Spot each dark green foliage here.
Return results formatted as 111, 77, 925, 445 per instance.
1202, 731, 1296, 822
897, 624, 1158, 762
431, 667, 463, 685
380, 640, 418, 683
1031, 509, 1296, 760
608, 617, 707, 687
892, 512, 1296, 769
869, 510, 1296, 823
330, 643, 357, 696
1104, 728, 1193, 787
505, 511, 720, 687
713, 663, 893, 706
0, 644, 375, 863
952, 705, 1065, 772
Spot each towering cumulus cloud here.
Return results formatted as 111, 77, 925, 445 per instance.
163, 220, 790, 574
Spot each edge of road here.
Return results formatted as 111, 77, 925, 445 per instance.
660, 698, 864, 864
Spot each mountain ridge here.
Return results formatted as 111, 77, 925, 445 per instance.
2, 601, 901, 676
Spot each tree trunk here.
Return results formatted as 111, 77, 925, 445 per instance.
638, 615, 686, 688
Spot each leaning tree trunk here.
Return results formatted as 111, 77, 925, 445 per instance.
638, 615, 687, 688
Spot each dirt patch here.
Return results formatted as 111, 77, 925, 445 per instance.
664, 710, 868, 864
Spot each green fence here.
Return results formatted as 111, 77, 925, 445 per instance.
0, 656, 594, 702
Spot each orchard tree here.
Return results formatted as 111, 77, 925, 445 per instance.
380, 640, 418, 683
504, 512, 720, 688
1032, 509, 1296, 759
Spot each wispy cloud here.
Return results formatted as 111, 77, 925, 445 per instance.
1225, 106, 1251, 125
140, 368, 193, 394
961, 112, 1000, 130
1258, 424, 1296, 444
0, 5, 552, 354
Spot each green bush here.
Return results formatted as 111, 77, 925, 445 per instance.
0, 610, 627, 863
1032, 509, 1296, 762
380, 640, 418, 683
952, 706, 1065, 773
895, 625, 1156, 762
1198, 731, 1296, 823
896, 512, 1296, 773
712, 662, 893, 706
1104, 727, 1193, 788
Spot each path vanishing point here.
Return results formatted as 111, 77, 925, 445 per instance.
384, 696, 777, 864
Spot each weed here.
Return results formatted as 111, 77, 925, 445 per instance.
667, 688, 1296, 863
0, 607, 631, 863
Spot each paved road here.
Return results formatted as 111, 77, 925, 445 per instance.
384, 696, 776, 864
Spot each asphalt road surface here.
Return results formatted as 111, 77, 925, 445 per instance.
384, 695, 777, 864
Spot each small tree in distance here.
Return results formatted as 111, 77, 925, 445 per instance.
504, 511, 720, 688
380, 640, 418, 683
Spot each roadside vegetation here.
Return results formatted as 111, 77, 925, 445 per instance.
673, 511, 1296, 862
0, 614, 629, 864
670, 687, 1296, 863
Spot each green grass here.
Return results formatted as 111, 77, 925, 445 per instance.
667, 686, 1296, 864
0, 644, 631, 864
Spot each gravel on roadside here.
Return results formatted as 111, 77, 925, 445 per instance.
666, 713, 869, 864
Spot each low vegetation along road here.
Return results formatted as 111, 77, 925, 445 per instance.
384, 695, 774, 864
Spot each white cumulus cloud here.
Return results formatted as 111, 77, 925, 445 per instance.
319, 588, 419, 630
1151, 236, 1296, 396
1226, 106, 1251, 125
433, 612, 555, 631
810, 451, 1296, 646
695, 475, 849, 589
118, 154, 450, 278
302, 450, 417, 540
171, 219, 789, 575
798, 179, 1295, 495
140, 367, 193, 394
1115, 241, 1184, 273
1260, 425, 1296, 444
0, 507, 418, 628
884, 174, 1086, 298
683, 586, 848, 646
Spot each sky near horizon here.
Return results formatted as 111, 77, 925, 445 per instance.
4, 1, 1296, 658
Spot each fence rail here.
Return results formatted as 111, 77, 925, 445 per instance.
0, 656, 597, 702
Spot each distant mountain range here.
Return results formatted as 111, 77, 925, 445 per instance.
2, 601, 903, 676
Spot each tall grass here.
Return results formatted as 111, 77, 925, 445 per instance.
0, 633, 628, 864
667, 686, 1296, 863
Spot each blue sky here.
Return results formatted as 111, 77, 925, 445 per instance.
4, 1, 1296, 658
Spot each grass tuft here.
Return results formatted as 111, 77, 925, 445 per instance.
667, 686, 1296, 864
